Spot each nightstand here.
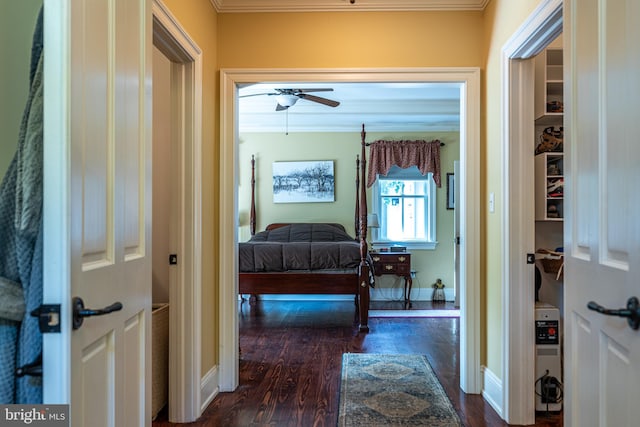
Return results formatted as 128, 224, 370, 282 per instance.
370, 252, 413, 306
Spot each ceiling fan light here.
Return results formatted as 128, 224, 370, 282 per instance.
275, 94, 298, 107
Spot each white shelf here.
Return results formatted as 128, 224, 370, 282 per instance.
535, 152, 564, 221
535, 47, 564, 121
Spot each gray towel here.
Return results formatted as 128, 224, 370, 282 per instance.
0, 278, 25, 322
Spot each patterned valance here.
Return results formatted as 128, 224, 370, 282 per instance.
366, 140, 442, 187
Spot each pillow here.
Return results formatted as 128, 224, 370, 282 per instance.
250, 223, 354, 242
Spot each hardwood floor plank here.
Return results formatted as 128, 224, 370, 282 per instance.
153, 300, 562, 427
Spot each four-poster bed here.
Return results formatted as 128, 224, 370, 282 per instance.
239, 125, 373, 332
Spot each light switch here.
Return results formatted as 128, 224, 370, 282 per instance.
489, 192, 495, 213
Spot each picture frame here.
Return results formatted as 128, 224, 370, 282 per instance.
272, 160, 335, 203
446, 172, 455, 210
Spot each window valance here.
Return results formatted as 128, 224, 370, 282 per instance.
366, 140, 442, 188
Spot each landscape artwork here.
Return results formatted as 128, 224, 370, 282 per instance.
272, 160, 335, 203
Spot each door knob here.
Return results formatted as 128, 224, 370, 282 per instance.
587, 297, 640, 330
72, 297, 123, 330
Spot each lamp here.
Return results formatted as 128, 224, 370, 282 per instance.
367, 213, 380, 248
275, 94, 299, 109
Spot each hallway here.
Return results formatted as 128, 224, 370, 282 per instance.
153, 300, 561, 426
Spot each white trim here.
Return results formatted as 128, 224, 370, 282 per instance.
43, 0, 72, 405
371, 242, 438, 250
218, 69, 240, 392
504, 0, 563, 59
370, 287, 456, 302
200, 366, 220, 413
501, 0, 562, 424
210, 0, 490, 13
242, 290, 457, 302
220, 67, 482, 394
482, 366, 504, 418
152, 1, 203, 422
457, 68, 482, 394
247, 295, 354, 301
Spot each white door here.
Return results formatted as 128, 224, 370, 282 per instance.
453, 160, 460, 307
564, 1, 640, 426
43, 1, 152, 426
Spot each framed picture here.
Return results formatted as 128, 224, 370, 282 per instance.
272, 160, 335, 203
446, 172, 455, 210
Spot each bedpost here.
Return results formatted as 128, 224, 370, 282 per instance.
250, 154, 256, 236
358, 124, 370, 332
355, 155, 360, 239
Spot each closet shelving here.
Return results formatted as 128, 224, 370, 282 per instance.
535, 48, 564, 124
535, 46, 564, 222
535, 152, 563, 221
533, 44, 564, 396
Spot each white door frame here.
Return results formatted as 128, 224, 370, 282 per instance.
501, 0, 562, 423
152, 1, 203, 422
42, 0, 72, 404
219, 68, 482, 394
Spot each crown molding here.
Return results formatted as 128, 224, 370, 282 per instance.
210, 0, 489, 13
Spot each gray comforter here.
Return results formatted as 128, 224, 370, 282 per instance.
239, 223, 362, 272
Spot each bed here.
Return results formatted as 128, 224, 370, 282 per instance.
239, 126, 373, 332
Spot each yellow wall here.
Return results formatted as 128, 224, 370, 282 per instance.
238, 131, 460, 296
163, 0, 549, 388
163, 0, 219, 374
218, 11, 483, 68
481, 0, 549, 377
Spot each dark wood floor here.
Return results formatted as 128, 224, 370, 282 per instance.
153, 300, 562, 426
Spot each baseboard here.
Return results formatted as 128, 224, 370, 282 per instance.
240, 294, 353, 301
371, 286, 455, 302
200, 365, 219, 413
482, 366, 504, 418
239, 292, 455, 302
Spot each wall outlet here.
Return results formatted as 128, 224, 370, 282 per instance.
410, 270, 417, 279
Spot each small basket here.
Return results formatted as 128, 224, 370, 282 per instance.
540, 258, 563, 274
152, 303, 169, 420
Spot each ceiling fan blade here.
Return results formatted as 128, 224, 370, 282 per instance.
298, 93, 340, 107
293, 88, 334, 93
238, 92, 277, 98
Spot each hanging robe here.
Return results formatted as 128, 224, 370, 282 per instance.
0, 7, 44, 403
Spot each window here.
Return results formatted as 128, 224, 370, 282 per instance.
372, 165, 437, 249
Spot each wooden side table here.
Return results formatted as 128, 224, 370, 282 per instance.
370, 252, 413, 306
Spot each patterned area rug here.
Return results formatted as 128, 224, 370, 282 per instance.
338, 353, 462, 426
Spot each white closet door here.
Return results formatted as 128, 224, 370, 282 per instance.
564, 1, 640, 426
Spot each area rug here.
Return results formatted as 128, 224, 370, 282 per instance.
338, 353, 462, 427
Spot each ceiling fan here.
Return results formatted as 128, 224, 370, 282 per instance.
240, 88, 340, 111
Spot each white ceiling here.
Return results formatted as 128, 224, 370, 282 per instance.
238, 82, 462, 133
212, 0, 489, 13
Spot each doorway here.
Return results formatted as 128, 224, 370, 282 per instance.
219, 68, 482, 394
152, 1, 203, 422
236, 82, 462, 310
501, 0, 562, 424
